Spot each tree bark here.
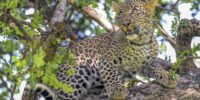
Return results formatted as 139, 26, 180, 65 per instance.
82, 61, 200, 100
176, 19, 200, 75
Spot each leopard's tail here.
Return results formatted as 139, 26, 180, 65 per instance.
22, 83, 55, 100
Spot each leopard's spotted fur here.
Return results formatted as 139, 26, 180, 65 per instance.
22, 0, 177, 100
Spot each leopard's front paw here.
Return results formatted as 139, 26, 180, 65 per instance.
158, 74, 179, 88
107, 85, 129, 100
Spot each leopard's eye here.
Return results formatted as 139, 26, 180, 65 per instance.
117, 12, 122, 18
118, 9, 123, 15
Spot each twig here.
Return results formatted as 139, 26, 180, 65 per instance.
171, 0, 180, 11
156, 24, 176, 48
0, 58, 17, 100
21, 20, 44, 34
158, 6, 180, 15
10, 83, 17, 100
9, 66, 34, 100
0, 75, 12, 92
8, 14, 44, 35
187, 56, 200, 59
0, 10, 44, 39
5, 14, 31, 40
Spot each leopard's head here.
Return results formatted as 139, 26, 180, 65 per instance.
114, 0, 157, 44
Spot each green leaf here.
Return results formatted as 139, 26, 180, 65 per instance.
4, 67, 13, 75
168, 69, 177, 80
68, 51, 76, 66
61, 83, 74, 93
96, 28, 106, 35
12, 56, 27, 70
3, 40, 15, 52
2, 27, 10, 35
0, 91, 9, 100
193, 43, 200, 50
26, 51, 33, 67
160, 43, 167, 52
192, 43, 200, 56
33, 48, 45, 68
15, 27, 24, 36
16, 59, 26, 69
171, 17, 179, 37
42, 75, 49, 83
6, 0, 18, 8
66, 68, 75, 76
36, 70, 44, 77
31, 11, 43, 28
10, 9, 21, 19
49, 76, 57, 87
29, 74, 37, 89
47, 62, 59, 70
24, 26, 36, 38
92, 2, 98, 8
182, 0, 193, 3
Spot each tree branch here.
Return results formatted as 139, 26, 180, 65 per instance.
50, 0, 66, 25
82, 59, 200, 100
157, 24, 176, 48
67, 0, 119, 32
5, 13, 31, 40
81, 6, 119, 32
0, 75, 12, 92
0, 12, 44, 40
171, 0, 180, 11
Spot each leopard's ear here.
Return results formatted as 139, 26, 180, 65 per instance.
112, 1, 122, 13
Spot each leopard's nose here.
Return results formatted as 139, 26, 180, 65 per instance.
123, 22, 131, 27
133, 26, 140, 34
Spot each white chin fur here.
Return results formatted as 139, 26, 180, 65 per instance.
126, 34, 138, 40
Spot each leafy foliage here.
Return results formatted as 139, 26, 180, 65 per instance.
0, 0, 76, 99
77, 0, 99, 8
160, 42, 167, 52
171, 17, 179, 37
33, 48, 45, 68
192, 43, 200, 57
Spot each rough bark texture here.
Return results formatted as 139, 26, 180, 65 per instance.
82, 60, 200, 100
176, 19, 200, 75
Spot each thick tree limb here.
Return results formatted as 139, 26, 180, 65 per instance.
67, 0, 119, 32
49, 0, 75, 36
127, 69, 200, 100
80, 6, 119, 32
176, 19, 200, 75
82, 59, 200, 100
50, 0, 66, 25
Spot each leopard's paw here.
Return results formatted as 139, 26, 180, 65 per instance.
107, 85, 129, 100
